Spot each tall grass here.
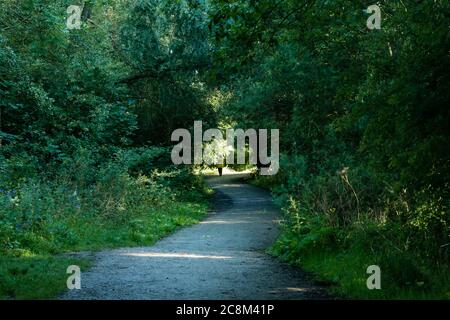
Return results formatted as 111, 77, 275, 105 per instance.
253, 154, 450, 299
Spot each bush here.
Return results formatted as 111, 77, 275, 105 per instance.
0, 146, 210, 257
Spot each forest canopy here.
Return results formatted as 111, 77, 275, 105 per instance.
0, 0, 449, 299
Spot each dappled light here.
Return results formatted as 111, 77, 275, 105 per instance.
1, 0, 448, 301
121, 252, 233, 260
199, 220, 252, 225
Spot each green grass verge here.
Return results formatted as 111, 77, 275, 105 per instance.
270, 229, 450, 299
252, 174, 449, 299
300, 250, 449, 299
0, 198, 210, 300
0, 255, 91, 300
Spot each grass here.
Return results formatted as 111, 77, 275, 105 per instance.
300, 250, 449, 299
269, 229, 450, 300
60, 202, 208, 252
0, 190, 211, 300
0, 255, 91, 300
251, 174, 450, 299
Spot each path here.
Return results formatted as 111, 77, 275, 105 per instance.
61, 170, 327, 299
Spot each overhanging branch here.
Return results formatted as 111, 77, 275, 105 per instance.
117, 61, 212, 84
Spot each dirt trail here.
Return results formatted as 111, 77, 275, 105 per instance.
61, 170, 328, 299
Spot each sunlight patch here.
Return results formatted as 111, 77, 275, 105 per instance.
121, 252, 233, 259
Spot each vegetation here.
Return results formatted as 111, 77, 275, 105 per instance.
0, 0, 213, 299
210, 0, 450, 299
1, 0, 449, 299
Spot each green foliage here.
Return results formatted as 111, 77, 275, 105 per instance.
0, 255, 91, 300
0, 0, 213, 299
0, 150, 211, 298
209, 0, 450, 298
0, 148, 209, 257
1, 0, 449, 300
118, 0, 216, 144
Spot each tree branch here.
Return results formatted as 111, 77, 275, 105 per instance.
117, 61, 211, 84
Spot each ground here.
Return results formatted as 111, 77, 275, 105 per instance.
61, 170, 328, 300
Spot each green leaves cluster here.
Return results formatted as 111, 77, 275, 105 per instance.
208, 0, 450, 293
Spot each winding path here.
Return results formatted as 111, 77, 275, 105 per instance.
62, 171, 327, 300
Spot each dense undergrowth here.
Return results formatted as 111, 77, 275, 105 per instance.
252, 164, 449, 299
0, 0, 214, 299
1, 0, 449, 300
0, 147, 211, 299
208, 0, 450, 299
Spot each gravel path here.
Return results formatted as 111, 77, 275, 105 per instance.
61, 171, 328, 300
